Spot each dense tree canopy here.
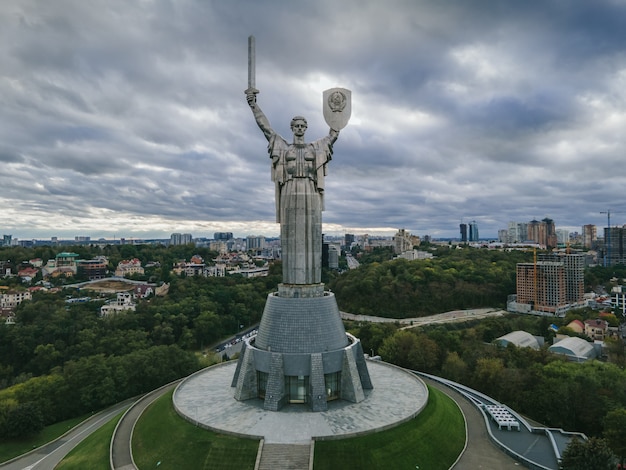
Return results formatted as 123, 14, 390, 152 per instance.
330, 247, 532, 317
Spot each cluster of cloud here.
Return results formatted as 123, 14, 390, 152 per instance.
2, 0, 626, 240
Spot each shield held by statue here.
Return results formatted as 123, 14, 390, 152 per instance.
323, 88, 351, 130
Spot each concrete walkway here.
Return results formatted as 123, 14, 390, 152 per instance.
173, 361, 428, 444
420, 376, 521, 469
110, 381, 181, 470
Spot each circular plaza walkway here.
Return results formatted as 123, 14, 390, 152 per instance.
173, 360, 428, 444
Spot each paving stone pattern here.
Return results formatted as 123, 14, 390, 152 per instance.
174, 360, 427, 444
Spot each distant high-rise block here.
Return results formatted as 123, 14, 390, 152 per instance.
582, 224, 597, 249
214, 232, 233, 241
170, 233, 193, 245
603, 226, 626, 266
469, 221, 479, 242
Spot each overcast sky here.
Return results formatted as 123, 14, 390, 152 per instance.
2, 1, 626, 241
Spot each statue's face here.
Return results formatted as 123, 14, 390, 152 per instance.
291, 120, 307, 137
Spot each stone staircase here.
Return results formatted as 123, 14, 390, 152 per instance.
257, 442, 311, 470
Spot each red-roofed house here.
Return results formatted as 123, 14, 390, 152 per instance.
566, 320, 584, 334
18, 267, 39, 280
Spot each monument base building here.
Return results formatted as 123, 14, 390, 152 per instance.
232, 283, 372, 411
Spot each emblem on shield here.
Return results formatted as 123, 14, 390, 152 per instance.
323, 88, 351, 130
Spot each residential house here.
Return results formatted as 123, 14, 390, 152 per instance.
18, 267, 39, 282
115, 258, 144, 277
565, 320, 584, 334
584, 319, 609, 341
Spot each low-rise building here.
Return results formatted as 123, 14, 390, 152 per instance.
42, 252, 79, 278
565, 320, 584, 334
584, 319, 609, 341
549, 336, 597, 362
18, 267, 39, 281
173, 260, 206, 277
100, 292, 136, 317
77, 257, 108, 280
115, 258, 144, 277
494, 331, 542, 350
0, 289, 32, 309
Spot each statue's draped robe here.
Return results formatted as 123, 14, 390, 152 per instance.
268, 133, 333, 285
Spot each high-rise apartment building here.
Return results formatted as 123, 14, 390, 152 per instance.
393, 228, 413, 254
344, 233, 355, 248
327, 244, 339, 269
556, 229, 569, 246
603, 226, 626, 266
469, 221, 479, 242
214, 232, 233, 241
459, 224, 468, 242
582, 225, 597, 249
170, 233, 193, 245
539, 252, 585, 304
527, 218, 557, 249
516, 261, 566, 314
246, 235, 266, 250
511, 252, 585, 316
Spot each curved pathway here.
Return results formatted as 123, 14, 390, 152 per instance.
420, 376, 521, 469
0, 399, 133, 470
110, 381, 181, 470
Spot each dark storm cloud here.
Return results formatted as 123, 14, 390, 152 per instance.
1, 0, 626, 240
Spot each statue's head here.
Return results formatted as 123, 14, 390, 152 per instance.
290, 116, 307, 137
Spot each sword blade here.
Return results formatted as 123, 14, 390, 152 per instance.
248, 35, 255, 90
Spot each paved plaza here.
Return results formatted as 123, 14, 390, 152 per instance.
173, 360, 428, 444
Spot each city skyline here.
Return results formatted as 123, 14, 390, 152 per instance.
2, 1, 626, 240
0, 216, 614, 245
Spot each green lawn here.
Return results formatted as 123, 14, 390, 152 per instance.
55, 412, 123, 470
0, 414, 90, 464
132, 390, 260, 470
53, 383, 465, 470
314, 386, 465, 470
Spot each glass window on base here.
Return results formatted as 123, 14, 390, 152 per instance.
325, 372, 341, 401
285, 375, 309, 404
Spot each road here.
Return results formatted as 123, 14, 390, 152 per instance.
0, 400, 132, 470
341, 307, 507, 327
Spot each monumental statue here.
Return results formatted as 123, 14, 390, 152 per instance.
245, 95, 339, 284
245, 38, 350, 285
233, 36, 370, 412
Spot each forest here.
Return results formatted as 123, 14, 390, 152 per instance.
0, 242, 281, 438
329, 246, 533, 316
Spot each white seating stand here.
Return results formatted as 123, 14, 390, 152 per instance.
485, 405, 520, 431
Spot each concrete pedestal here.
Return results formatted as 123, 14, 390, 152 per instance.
232, 284, 372, 411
